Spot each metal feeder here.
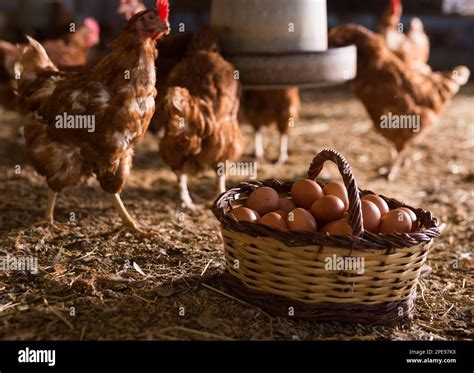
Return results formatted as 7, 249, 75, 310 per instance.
211, 0, 356, 88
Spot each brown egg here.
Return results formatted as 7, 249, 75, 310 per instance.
278, 197, 297, 212
323, 181, 349, 210
399, 207, 418, 232
231, 206, 260, 223
245, 187, 279, 216
274, 209, 289, 219
361, 200, 381, 233
361, 194, 389, 216
287, 208, 318, 232
291, 179, 324, 209
321, 218, 353, 235
310, 195, 346, 225
260, 212, 288, 231
379, 209, 412, 234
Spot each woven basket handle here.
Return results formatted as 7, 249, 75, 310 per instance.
307, 149, 364, 237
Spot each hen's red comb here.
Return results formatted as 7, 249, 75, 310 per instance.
157, 0, 169, 21
391, 0, 401, 9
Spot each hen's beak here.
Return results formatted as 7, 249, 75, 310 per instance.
150, 22, 170, 39
156, 21, 170, 36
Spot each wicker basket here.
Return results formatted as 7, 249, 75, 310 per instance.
212, 149, 441, 324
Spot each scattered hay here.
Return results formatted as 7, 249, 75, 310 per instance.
0, 85, 472, 340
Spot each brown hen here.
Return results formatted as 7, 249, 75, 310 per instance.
16, 6, 170, 236
157, 28, 244, 208
40, 17, 100, 69
116, 0, 193, 135
0, 18, 100, 112
329, 24, 470, 180
378, 0, 430, 71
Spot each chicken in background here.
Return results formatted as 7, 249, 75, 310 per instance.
149, 31, 194, 135
329, 24, 470, 180
1, 17, 100, 73
36, 1, 76, 41
378, 0, 430, 71
0, 41, 19, 112
15, 2, 170, 236
42, 17, 100, 69
156, 28, 244, 209
241, 88, 300, 164
116, 0, 193, 135
0, 17, 100, 112
117, 0, 147, 21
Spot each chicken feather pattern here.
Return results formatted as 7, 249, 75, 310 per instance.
329, 24, 470, 179
17, 9, 167, 196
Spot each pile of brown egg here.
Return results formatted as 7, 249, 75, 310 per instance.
231, 179, 417, 235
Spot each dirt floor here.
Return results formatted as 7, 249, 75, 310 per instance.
0, 83, 472, 341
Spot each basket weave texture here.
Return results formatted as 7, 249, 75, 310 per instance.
212, 149, 441, 323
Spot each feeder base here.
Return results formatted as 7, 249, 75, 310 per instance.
226, 46, 357, 89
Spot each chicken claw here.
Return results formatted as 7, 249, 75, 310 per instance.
275, 134, 289, 165
178, 174, 198, 210
275, 155, 289, 166
181, 201, 197, 211
110, 193, 158, 238
33, 191, 66, 232
122, 224, 159, 238
33, 220, 67, 233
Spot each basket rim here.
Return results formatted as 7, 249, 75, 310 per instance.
212, 178, 441, 251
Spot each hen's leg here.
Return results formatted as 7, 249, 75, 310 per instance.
34, 191, 65, 232
390, 146, 398, 162
109, 193, 158, 237
216, 172, 226, 194
45, 191, 57, 223
255, 130, 264, 160
99, 150, 157, 237
276, 133, 289, 165
178, 174, 195, 209
387, 146, 410, 181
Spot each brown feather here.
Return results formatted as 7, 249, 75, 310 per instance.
158, 28, 244, 176
329, 24, 470, 152
18, 10, 166, 194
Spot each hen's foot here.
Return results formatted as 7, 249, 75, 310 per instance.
275, 155, 289, 166
33, 220, 67, 233
119, 222, 159, 238
181, 200, 198, 211
109, 193, 158, 238
386, 167, 399, 181
276, 134, 289, 166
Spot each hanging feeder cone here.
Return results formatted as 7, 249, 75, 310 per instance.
211, 0, 357, 88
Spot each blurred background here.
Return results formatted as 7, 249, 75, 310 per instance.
0, 0, 472, 72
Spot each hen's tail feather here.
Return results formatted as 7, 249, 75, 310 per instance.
15, 36, 58, 84
433, 65, 470, 103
